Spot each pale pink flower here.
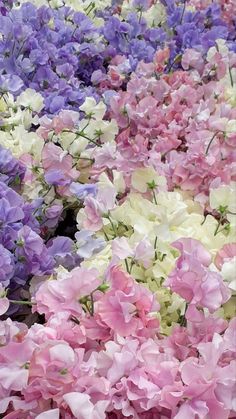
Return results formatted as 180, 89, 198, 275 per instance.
35, 409, 60, 419
96, 266, 159, 336
215, 243, 236, 269
34, 267, 100, 319
63, 392, 109, 419
0, 285, 9, 316
165, 238, 230, 312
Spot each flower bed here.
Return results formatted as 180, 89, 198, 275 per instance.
0, 0, 236, 418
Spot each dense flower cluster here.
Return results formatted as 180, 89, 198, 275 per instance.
0, 0, 236, 418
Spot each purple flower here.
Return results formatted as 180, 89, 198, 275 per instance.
44, 169, 69, 186
132, 0, 149, 11
14, 226, 54, 276
0, 197, 24, 224
0, 244, 14, 286
0, 74, 23, 93
44, 204, 63, 228
49, 96, 66, 114
16, 226, 44, 259
70, 182, 97, 199
0, 145, 25, 186
75, 230, 105, 259
47, 236, 79, 270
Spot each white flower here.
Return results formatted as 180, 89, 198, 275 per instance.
82, 244, 112, 275
79, 97, 106, 120
16, 89, 44, 112
221, 257, 236, 293
143, 3, 166, 26
210, 182, 236, 213
113, 170, 126, 194
69, 137, 88, 156
96, 120, 119, 143
81, 118, 118, 143
131, 167, 166, 193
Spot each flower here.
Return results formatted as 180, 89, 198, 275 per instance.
16, 89, 44, 112
96, 266, 159, 336
165, 238, 231, 312
70, 183, 97, 199
63, 393, 109, 419
0, 284, 9, 315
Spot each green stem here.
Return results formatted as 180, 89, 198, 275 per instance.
229, 67, 234, 88
103, 228, 109, 241
40, 185, 54, 199
205, 132, 219, 155
70, 316, 80, 325
153, 190, 157, 205
9, 300, 35, 306
107, 215, 117, 237
77, 132, 101, 147
129, 259, 135, 274
72, 157, 94, 169
179, 0, 186, 24
179, 303, 188, 327
214, 216, 224, 236
90, 293, 94, 316
216, 224, 230, 235
139, 8, 143, 23
154, 236, 158, 261
125, 258, 130, 273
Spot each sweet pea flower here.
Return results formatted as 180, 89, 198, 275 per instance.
34, 266, 101, 319
35, 410, 60, 419
42, 143, 79, 188
0, 75, 23, 94
215, 243, 236, 292
0, 284, 9, 315
79, 97, 106, 120
16, 89, 44, 112
165, 238, 231, 312
70, 182, 97, 200
75, 230, 105, 259
96, 266, 159, 336
63, 393, 109, 419
0, 245, 15, 286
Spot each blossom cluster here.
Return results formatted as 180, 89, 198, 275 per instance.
0, 0, 236, 418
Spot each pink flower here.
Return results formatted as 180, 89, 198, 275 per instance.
34, 267, 100, 319
0, 285, 9, 316
181, 49, 205, 73
178, 334, 236, 418
27, 342, 77, 402
165, 238, 230, 312
223, 318, 236, 353
215, 243, 236, 269
0, 318, 27, 346
0, 340, 35, 395
38, 110, 79, 139
96, 266, 159, 337
174, 400, 209, 419
82, 186, 116, 231
42, 143, 79, 189
35, 409, 60, 419
82, 196, 103, 231
63, 392, 109, 419
154, 48, 170, 73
